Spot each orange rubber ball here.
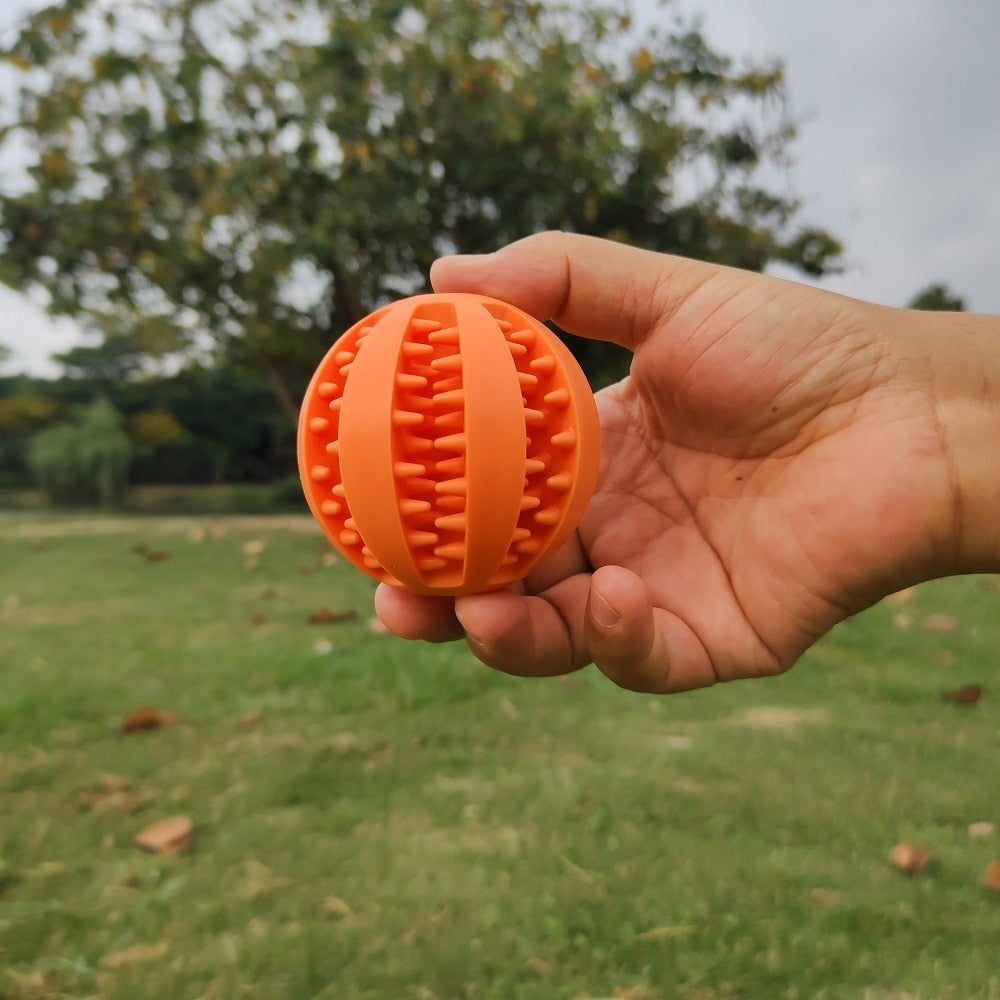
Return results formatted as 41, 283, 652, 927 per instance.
297, 292, 600, 596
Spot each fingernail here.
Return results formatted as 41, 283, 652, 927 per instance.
591, 591, 621, 630
455, 606, 482, 647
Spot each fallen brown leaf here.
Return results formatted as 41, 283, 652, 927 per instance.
82, 774, 153, 815
613, 988, 660, 1000
318, 895, 356, 921
134, 815, 194, 854
100, 940, 169, 969
944, 683, 982, 705
635, 924, 696, 942
921, 613, 960, 634
308, 608, 359, 625
250, 613, 266, 626
237, 858, 291, 901
131, 542, 168, 561
983, 860, 1000, 891
521, 956, 553, 978
889, 842, 930, 874
499, 698, 520, 720
121, 707, 175, 733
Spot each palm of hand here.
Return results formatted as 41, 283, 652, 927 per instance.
574, 276, 953, 687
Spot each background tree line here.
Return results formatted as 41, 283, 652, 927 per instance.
0, 0, 965, 505
0, 360, 294, 502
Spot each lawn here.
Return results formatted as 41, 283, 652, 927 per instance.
1, 515, 998, 1000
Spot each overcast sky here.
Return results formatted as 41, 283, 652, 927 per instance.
2, 0, 999, 375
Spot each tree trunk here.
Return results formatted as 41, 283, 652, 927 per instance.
262, 362, 301, 428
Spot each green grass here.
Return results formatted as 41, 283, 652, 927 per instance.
1, 514, 998, 1000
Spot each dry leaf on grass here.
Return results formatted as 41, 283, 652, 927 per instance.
318, 895, 356, 921
521, 956, 553, 978
82, 774, 153, 814
308, 607, 359, 625
635, 924, 696, 942
121, 707, 176, 733
968, 821, 996, 839
613, 988, 661, 1000
100, 940, 169, 969
982, 860, 1000, 891
888, 842, 931, 874
131, 544, 168, 562
134, 815, 194, 854
943, 683, 983, 705
237, 858, 292, 901
921, 613, 960, 634
242, 540, 265, 572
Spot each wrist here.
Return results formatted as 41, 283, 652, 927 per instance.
905, 309, 1000, 575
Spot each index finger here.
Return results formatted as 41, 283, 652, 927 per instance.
429, 231, 721, 352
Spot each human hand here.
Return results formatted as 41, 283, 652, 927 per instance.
375, 232, 1000, 692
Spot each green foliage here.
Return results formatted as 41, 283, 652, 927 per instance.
0, 0, 842, 395
127, 408, 185, 450
1, 362, 294, 493
27, 397, 132, 505
908, 283, 967, 312
53, 333, 147, 384
0, 391, 58, 436
0, 518, 999, 998
0, 375, 78, 488
118, 364, 294, 484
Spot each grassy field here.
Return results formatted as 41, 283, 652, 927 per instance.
0, 514, 998, 1000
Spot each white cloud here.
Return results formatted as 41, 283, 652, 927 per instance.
0, 285, 83, 377
662, 0, 1000, 312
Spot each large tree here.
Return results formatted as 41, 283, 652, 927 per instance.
0, 0, 841, 412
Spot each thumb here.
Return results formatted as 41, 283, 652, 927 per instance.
429, 231, 721, 351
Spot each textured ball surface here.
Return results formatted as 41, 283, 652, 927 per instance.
298, 292, 600, 596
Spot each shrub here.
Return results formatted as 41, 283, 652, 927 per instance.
28, 398, 132, 506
